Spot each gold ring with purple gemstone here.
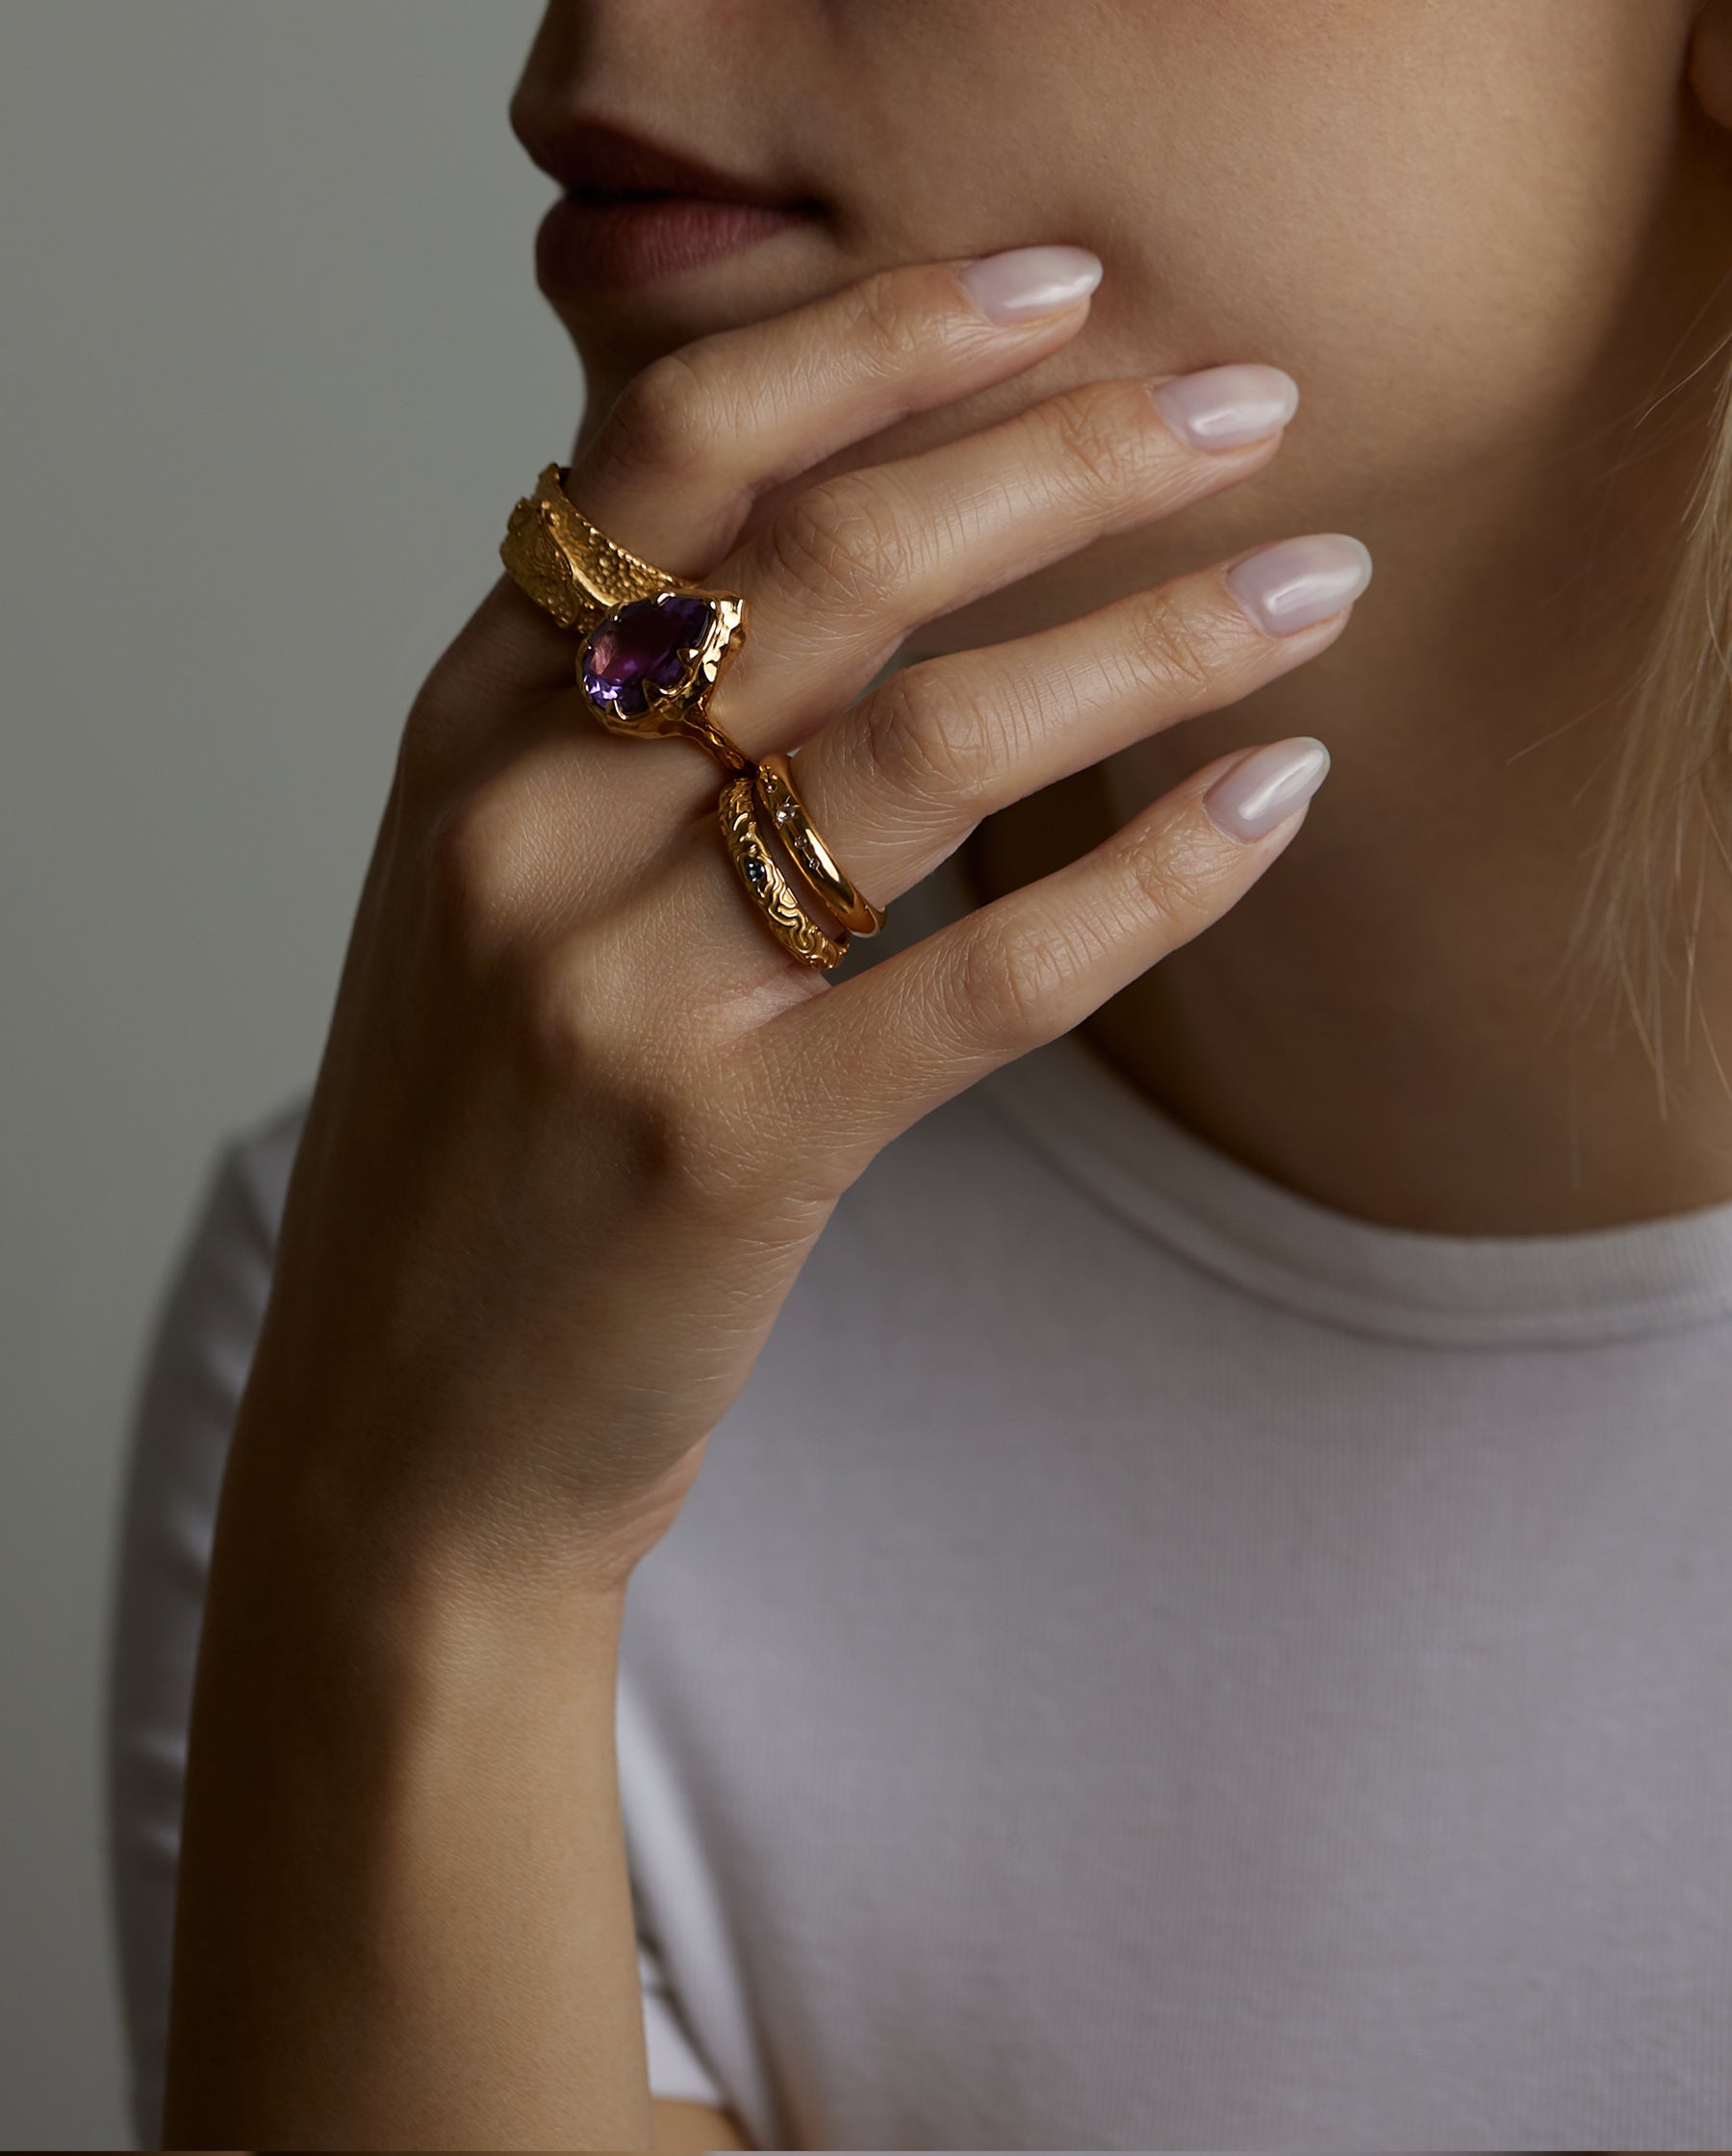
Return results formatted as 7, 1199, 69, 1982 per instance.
498, 461, 886, 971
498, 462, 753, 778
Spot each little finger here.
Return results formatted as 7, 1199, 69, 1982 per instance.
765, 734, 1336, 1184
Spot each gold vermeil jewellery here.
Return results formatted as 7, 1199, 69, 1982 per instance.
497, 462, 887, 970
716, 772, 849, 971
499, 461, 751, 775
752, 752, 887, 937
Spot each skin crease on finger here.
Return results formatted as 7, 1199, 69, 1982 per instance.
513, 0, 1732, 1237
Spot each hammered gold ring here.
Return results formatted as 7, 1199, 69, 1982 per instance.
499, 462, 752, 779
499, 461, 889, 973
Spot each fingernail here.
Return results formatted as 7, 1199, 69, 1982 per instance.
956, 244, 1105, 325
1203, 737, 1331, 844
1149, 364, 1299, 451
1224, 533, 1373, 636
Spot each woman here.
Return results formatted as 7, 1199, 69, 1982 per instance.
107, 1, 1732, 2148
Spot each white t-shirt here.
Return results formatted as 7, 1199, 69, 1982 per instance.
107, 842, 1732, 2153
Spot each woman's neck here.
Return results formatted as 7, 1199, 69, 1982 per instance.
971, 398, 1732, 1239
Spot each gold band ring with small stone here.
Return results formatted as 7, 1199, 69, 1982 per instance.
751, 752, 886, 938
498, 462, 752, 779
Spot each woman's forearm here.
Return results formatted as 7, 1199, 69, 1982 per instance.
145, 234, 1337, 2152
161, 1405, 652, 2152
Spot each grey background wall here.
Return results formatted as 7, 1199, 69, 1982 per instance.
0, 5, 576, 2143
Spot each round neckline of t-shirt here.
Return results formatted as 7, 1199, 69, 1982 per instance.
897, 846, 1732, 1350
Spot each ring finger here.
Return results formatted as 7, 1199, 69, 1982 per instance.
777, 525, 1373, 918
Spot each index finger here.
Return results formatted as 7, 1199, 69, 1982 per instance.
479, 245, 1106, 697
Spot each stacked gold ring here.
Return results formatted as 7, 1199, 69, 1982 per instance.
716, 774, 849, 970
498, 463, 886, 970
752, 754, 886, 938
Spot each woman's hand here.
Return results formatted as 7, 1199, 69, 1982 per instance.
165, 245, 1370, 2151
236, 244, 1365, 1605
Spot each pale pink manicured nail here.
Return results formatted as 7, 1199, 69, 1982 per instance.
955, 244, 1104, 324
1203, 737, 1332, 844
1224, 534, 1373, 635
1150, 365, 1299, 451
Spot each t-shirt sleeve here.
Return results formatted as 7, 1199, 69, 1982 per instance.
636, 1930, 730, 2110
105, 1108, 727, 2149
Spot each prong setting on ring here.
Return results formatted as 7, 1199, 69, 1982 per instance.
499, 464, 756, 777
499, 461, 887, 945
577, 591, 748, 752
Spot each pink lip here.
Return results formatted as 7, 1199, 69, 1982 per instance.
536, 192, 812, 295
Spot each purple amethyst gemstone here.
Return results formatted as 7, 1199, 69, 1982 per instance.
581, 593, 716, 719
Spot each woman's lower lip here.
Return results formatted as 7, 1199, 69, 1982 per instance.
536, 192, 811, 295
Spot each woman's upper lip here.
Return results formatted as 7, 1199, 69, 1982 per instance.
517, 114, 814, 210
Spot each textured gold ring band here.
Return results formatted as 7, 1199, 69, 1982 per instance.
717, 775, 850, 971
498, 463, 752, 779
751, 753, 886, 938
499, 462, 676, 629
499, 461, 885, 969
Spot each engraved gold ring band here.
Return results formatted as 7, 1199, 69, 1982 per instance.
498, 463, 886, 971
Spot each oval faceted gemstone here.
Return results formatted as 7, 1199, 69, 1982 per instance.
581, 592, 717, 719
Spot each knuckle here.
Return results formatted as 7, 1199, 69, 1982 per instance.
397, 649, 481, 808
1116, 589, 1230, 703
845, 269, 934, 377
599, 348, 713, 480
763, 474, 901, 614
423, 776, 543, 959
1123, 809, 1231, 933
1040, 380, 1168, 509
511, 935, 637, 1103
851, 664, 989, 816
511, 934, 599, 1068
395, 703, 452, 813
952, 917, 1077, 1050
510, 936, 750, 1209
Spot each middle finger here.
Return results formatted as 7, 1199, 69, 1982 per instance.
782, 525, 1374, 911
705, 363, 1301, 757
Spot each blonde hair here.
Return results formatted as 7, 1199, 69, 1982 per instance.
1557, 345, 1732, 1113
